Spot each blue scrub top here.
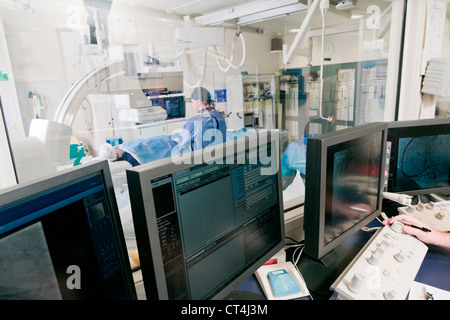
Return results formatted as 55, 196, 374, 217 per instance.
281, 138, 307, 178
178, 108, 227, 153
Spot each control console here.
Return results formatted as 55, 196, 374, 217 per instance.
331, 222, 428, 300
398, 201, 450, 232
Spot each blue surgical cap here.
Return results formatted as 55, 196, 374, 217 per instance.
191, 87, 212, 104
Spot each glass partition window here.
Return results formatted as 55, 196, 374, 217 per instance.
273, 1, 406, 205
277, 1, 405, 141
0, 1, 406, 205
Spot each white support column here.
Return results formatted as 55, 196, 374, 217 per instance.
282, 0, 321, 65
397, 0, 435, 120
383, 0, 405, 121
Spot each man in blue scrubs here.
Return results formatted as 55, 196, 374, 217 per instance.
177, 87, 227, 153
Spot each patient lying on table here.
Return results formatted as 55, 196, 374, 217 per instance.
99, 87, 228, 167
100, 135, 178, 166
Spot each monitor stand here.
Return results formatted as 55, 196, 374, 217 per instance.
296, 244, 360, 297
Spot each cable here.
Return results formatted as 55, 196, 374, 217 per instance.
285, 236, 304, 246
317, 0, 333, 124
283, 202, 304, 213
178, 47, 208, 88
213, 30, 246, 72
289, 243, 314, 300
175, 29, 247, 87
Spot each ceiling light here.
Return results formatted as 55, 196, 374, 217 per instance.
351, 14, 363, 19
167, 0, 205, 14
237, 2, 307, 26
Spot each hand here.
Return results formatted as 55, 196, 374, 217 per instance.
383, 214, 450, 250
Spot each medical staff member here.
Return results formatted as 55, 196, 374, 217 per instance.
177, 87, 227, 153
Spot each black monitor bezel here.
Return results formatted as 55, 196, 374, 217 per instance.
0, 159, 137, 300
304, 122, 388, 260
126, 131, 285, 300
387, 117, 450, 196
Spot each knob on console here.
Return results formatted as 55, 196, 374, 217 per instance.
383, 290, 397, 300
348, 273, 365, 293
391, 221, 404, 233
435, 212, 445, 220
395, 252, 406, 263
426, 202, 436, 210
368, 253, 381, 265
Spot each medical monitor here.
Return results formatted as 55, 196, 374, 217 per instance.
300, 123, 388, 294
386, 118, 450, 196
126, 132, 284, 300
0, 160, 136, 300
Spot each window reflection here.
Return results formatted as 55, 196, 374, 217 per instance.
0, 0, 406, 198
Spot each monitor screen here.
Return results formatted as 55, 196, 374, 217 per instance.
126, 132, 284, 300
0, 160, 136, 300
387, 118, 450, 195
303, 122, 388, 260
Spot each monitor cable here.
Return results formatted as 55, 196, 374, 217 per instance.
283, 239, 314, 300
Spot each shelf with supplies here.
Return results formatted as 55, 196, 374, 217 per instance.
226, 73, 276, 130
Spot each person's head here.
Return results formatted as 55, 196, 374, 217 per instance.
98, 143, 123, 161
191, 87, 214, 112
98, 143, 117, 161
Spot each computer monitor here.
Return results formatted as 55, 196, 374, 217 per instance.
0, 160, 137, 300
299, 122, 388, 294
386, 117, 450, 196
126, 131, 285, 300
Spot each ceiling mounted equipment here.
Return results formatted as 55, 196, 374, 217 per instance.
193, 0, 304, 26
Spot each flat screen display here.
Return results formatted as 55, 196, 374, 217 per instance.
387, 118, 450, 195
393, 134, 450, 192
324, 131, 383, 245
127, 133, 285, 300
0, 161, 136, 300
303, 122, 388, 261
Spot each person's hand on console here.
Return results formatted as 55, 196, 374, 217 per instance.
383, 215, 450, 250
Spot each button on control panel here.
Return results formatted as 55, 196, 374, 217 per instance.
398, 201, 450, 232
331, 223, 428, 300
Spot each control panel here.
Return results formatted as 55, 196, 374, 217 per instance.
331, 222, 428, 300
398, 201, 450, 232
